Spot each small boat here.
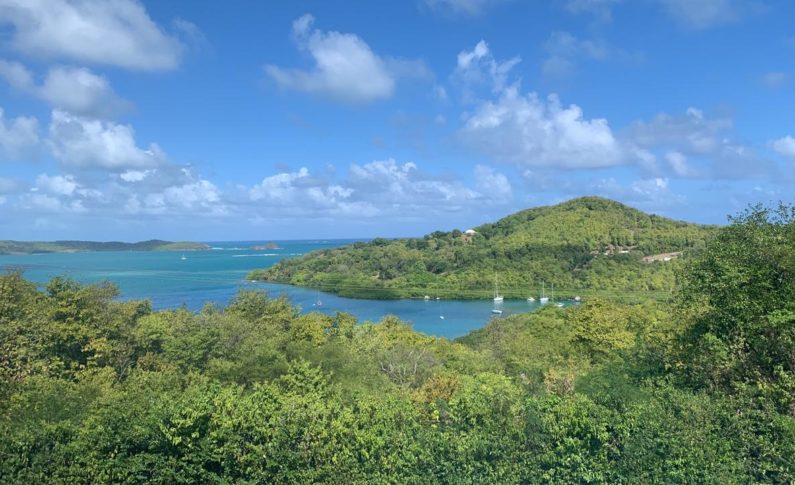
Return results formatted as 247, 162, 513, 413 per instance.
316, 300, 322, 307
539, 282, 549, 304
439, 315, 445, 320
574, 296, 581, 302
527, 296, 536, 302
435, 296, 440, 300
556, 302, 564, 308
424, 295, 431, 300
181, 254, 187, 261
491, 309, 503, 315
493, 274, 504, 303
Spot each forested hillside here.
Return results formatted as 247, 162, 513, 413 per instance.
250, 197, 716, 300
1, 203, 794, 483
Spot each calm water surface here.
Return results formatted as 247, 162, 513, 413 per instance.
0, 240, 561, 339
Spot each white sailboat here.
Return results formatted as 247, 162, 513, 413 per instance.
539, 282, 549, 304
181, 254, 187, 261
493, 274, 504, 303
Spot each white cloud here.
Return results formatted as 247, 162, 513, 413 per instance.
461, 87, 623, 169
0, 59, 33, 89
265, 14, 425, 104
454, 40, 520, 95
771, 136, 795, 159
38, 66, 129, 117
664, 151, 698, 177
474, 165, 512, 201
48, 110, 166, 170
0, 62, 129, 117
35, 173, 79, 196
0, 107, 40, 160
625, 107, 773, 178
591, 176, 685, 207
22, 192, 86, 213
423, 0, 505, 15
119, 169, 152, 182
244, 159, 509, 219
0, 0, 187, 70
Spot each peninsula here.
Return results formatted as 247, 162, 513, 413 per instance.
0, 239, 210, 255
248, 197, 717, 300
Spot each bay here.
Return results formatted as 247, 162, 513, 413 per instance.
0, 239, 557, 339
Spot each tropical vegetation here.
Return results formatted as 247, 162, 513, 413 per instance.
1, 203, 794, 483
250, 197, 717, 301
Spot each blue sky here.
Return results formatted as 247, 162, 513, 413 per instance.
0, 0, 793, 241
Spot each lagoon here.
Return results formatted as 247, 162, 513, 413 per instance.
0, 240, 556, 339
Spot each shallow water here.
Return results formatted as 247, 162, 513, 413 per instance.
0, 240, 565, 339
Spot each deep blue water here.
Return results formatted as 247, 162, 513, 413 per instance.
0, 240, 561, 339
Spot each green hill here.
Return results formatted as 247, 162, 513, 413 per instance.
249, 197, 717, 300
0, 239, 210, 255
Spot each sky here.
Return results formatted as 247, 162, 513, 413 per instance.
0, 0, 794, 241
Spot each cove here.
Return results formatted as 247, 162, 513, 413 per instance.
0, 239, 562, 339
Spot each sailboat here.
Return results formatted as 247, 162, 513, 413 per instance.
181, 254, 187, 261
539, 282, 549, 304
493, 274, 504, 303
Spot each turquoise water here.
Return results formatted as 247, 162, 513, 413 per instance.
0, 240, 561, 339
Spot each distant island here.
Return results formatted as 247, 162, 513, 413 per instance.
250, 242, 282, 250
0, 239, 210, 255
248, 196, 718, 300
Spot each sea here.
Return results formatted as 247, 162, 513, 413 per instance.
0, 240, 558, 339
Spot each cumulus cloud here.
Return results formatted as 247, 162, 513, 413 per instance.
771, 136, 795, 159
0, 107, 40, 160
243, 159, 509, 219
454, 40, 520, 96
0, 61, 129, 117
0, 0, 187, 70
119, 169, 152, 182
591, 176, 685, 207
0, 59, 33, 89
625, 107, 774, 178
664, 151, 698, 177
461, 87, 623, 169
265, 14, 427, 104
474, 165, 512, 201
48, 110, 166, 170
35, 173, 79, 196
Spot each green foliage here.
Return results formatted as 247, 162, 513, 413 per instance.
2, 201, 795, 483
677, 203, 795, 414
251, 196, 715, 300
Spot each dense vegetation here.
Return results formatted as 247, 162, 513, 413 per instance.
250, 197, 716, 300
1, 203, 794, 483
0, 239, 210, 255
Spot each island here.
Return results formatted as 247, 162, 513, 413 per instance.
248, 196, 718, 300
0, 239, 210, 255
250, 242, 282, 250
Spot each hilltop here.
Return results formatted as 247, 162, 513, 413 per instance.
0, 239, 210, 255
249, 197, 717, 300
